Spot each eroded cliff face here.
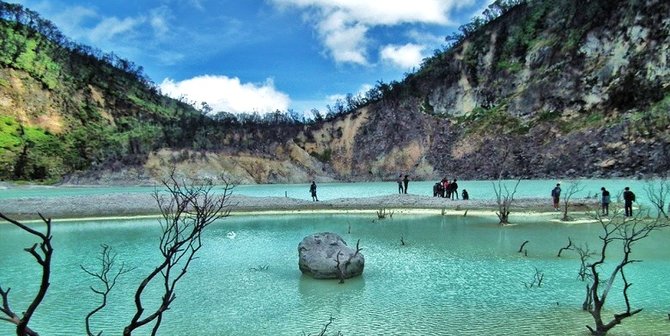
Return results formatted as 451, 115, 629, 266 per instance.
5, 0, 669, 185
286, 0, 670, 182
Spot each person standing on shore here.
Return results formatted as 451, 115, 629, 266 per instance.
600, 187, 610, 216
403, 175, 409, 194
623, 186, 635, 217
310, 181, 319, 201
397, 174, 403, 194
551, 183, 561, 211
451, 179, 459, 200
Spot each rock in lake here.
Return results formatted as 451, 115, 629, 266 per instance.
298, 232, 364, 280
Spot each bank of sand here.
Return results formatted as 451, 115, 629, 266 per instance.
0, 192, 597, 222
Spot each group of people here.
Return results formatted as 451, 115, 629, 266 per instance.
397, 174, 410, 194
432, 178, 469, 200
551, 183, 636, 217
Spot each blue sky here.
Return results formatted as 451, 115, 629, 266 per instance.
10, 0, 494, 116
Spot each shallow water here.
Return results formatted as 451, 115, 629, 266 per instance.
1, 213, 669, 335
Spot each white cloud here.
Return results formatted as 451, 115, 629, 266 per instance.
149, 6, 171, 39
159, 75, 291, 114
380, 43, 424, 69
88, 16, 145, 42
271, 0, 473, 64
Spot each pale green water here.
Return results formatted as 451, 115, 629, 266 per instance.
1, 213, 669, 335
0, 179, 658, 203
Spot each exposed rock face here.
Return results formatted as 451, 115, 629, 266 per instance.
298, 232, 364, 280
288, 0, 670, 182
4, 0, 669, 185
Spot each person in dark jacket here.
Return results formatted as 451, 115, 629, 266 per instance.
600, 187, 610, 216
462, 189, 469, 200
551, 183, 561, 211
451, 179, 459, 200
623, 187, 635, 217
310, 181, 318, 201
403, 175, 409, 194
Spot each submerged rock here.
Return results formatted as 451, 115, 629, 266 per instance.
298, 232, 364, 280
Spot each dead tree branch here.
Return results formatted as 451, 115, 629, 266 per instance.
305, 316, 342, 336
562, 181, 585, 221
557, 237, 573, 257
574, 243, 594, 282
584, 212, 669, 335
336, 240, 363, 284
518, 240, 529, 253
493, 179, 521, 225
122, 171, 233, 336
524, 267, 544, 289
644, 177, 670, 219
376, 208, 393, 219
82, 244, 134, 336
0, 213, 53, 336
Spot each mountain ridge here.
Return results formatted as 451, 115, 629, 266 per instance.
1, 0, 669, 185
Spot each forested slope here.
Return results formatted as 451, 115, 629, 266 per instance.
1, 0, 669, 184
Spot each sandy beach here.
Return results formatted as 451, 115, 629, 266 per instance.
0, 191, 595, 221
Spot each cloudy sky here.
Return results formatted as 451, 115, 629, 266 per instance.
10, 0, 494, 115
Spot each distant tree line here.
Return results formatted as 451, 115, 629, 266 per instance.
0, 1, 152, 88
0, 0, 538, 183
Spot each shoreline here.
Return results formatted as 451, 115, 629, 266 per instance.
0, 192, 598, 222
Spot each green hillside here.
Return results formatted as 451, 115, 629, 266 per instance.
1, 0, 669, 184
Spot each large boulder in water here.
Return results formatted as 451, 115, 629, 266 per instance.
298, 232, 365, 279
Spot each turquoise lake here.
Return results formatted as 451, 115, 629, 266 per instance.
1, 180, 669, 335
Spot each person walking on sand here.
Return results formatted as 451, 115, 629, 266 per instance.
551, 183, 561, 211
623, 186, 636, 217
310, 181, 319, 201
403, 175, 409, 194
397, 174, 403, 194
600, 187, 610, 216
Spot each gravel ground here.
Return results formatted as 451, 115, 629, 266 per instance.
0, 191, 589, 221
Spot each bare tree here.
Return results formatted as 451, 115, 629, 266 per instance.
524, 267, 544, 289
376, 208, 393, 219
81, 244, 133, 336
561, 180, 585, 221
583, 212, 669, 335
492, 179, 521, 224
335, 240, 362, 284
574, 242, 595, 282
123, 172, 232, 336
556, 237, 573, 257
644, 176, 670, 219
0, 213, 53, 336
305, 316, 343, 336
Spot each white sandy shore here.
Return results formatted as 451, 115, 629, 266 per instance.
0, 192, 597, 221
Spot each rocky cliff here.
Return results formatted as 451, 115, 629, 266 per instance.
290, 0, 670, 182
2, 0, 669, 185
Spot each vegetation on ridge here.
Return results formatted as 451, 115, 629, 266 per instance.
1, 0, 669, 184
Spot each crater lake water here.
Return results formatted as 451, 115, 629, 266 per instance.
1, 179, 669, 335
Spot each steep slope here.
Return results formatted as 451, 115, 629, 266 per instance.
1, 0, 669, 185
293, 0, 670, 181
